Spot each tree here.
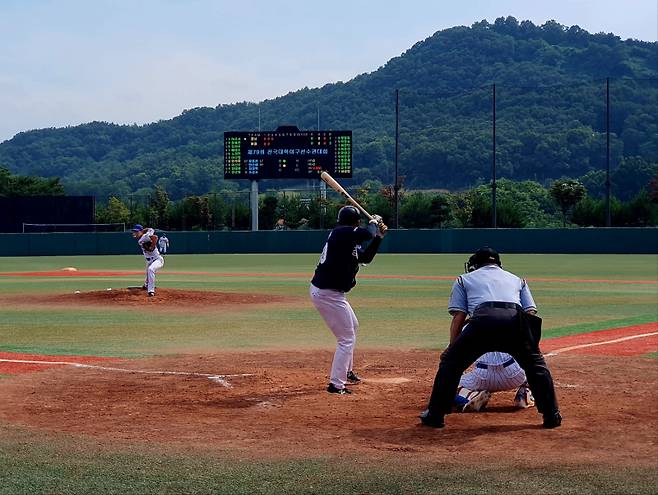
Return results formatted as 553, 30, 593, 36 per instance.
400, 192, 433, 228
149, 185, 170, 228
259, 196, 278, 230
97, 196, 130, 224
429, 194, 451, 228
207, 192, 229, 230
550, 179, 587, 226
449, 192, 473, 228
169, 195, 211, 231
0, 166, 65, 196
650, 170, 658, 204
2, 22, 656, 198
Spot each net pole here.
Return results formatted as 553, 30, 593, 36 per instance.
394, 88, 400, 229
492, 83, 497, 229
605, 77, 612, 227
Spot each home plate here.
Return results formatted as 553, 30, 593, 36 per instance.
364, 377, 411, 384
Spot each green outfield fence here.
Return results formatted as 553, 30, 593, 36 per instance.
0, 228, 656, 256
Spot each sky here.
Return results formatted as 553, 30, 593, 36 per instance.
1, 0, 656, 143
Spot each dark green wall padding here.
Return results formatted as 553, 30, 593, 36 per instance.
0, 228, 656, 256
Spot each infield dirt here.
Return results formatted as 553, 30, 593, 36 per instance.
0, 349, 655, 469
7, 287, 300, 308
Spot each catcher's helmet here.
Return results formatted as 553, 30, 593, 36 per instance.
337, 206, 361, 225
465, 246, 501, 272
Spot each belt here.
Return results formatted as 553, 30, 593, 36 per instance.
475, 301, 522, 311
476, 357, 515, 369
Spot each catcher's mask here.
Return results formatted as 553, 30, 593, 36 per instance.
465, 246, 502, 272
337, 206, 360, 225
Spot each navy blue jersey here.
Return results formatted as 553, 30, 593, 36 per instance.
311, 225, 382, 292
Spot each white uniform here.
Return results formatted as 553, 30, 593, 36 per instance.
459, 351, 527, 392
138, 229, 164, 293
158, 235, 169, 254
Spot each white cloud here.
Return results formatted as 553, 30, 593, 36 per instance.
0, 0, 656, 142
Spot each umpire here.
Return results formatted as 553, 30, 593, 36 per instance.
420, 247, 562, 429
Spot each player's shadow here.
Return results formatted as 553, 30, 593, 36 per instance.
482, 404, 529, 413
352, 411, 542, 448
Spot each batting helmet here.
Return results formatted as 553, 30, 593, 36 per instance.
465, 246, 501, 272
337, 206, 361, 225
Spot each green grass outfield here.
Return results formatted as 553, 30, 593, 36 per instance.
0, 253, 656, 495
0, 254, 655, 357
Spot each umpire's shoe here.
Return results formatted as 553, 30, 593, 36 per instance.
542, 411, 562, 429
327, 384, 351, 395
419, 409, 445, 428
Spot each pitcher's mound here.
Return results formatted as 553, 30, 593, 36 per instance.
45, 288, 296, 307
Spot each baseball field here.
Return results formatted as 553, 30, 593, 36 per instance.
0, 253, 656, 495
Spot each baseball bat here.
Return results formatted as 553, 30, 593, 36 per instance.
320, 171, 374, 221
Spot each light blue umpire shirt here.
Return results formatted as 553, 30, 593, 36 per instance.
448, 264, 537, 317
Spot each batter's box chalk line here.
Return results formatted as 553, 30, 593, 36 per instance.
0, 358, 254, 388
554, 382, 579, 389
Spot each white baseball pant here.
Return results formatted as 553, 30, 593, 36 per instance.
144, 256, 164, 293
459, 360, 527, 392
309, 284, 358, 389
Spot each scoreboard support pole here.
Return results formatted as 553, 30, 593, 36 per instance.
250, 180, 259, 231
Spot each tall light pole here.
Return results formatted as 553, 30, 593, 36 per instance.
394, 89, 400, 229
492, 83, 497, 229
605, 77, 612, 227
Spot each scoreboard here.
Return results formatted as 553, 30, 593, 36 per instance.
224, 129, 352, 179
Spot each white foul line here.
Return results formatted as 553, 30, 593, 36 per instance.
3, 330, 656, 382
0, 358, 254, 388
545, 331, 658, 357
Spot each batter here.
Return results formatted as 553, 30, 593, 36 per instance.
310, 206, 387, 395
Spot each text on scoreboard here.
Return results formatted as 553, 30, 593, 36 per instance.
224, 130, 352, 179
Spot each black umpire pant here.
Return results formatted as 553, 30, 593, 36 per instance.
427, 302, 559, 418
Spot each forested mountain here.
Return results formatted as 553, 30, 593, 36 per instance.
1, 17, 656, 200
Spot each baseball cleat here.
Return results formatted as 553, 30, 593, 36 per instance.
461, 390, 491, 412
513, 384, 535, 409
327, 383, 351, 394
147, 292, 155, 297
346, 370, 361, 384
542, 411, 562, 429
419, 409, 445, 428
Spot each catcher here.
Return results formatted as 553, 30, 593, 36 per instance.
453, 351, 534, 413
131, 224, 164, 297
